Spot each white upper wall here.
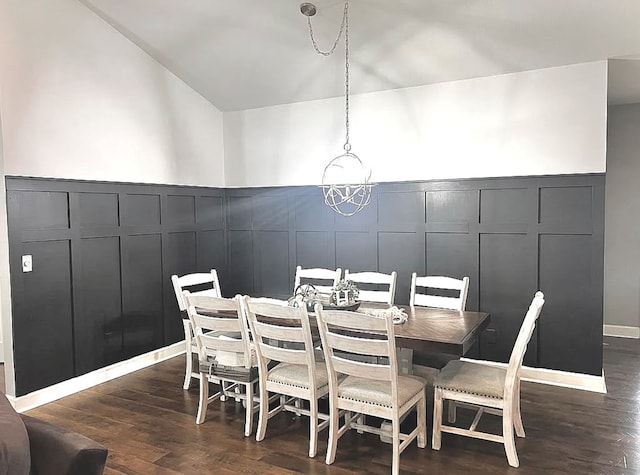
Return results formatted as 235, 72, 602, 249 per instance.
0, 0, 225, 187
224, 61, 607, 187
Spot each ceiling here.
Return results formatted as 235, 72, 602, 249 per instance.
80, 0, 640, 111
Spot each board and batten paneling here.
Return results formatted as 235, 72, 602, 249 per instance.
6, 178, 226, 396
223, 175, 604, 376
6, 174, 604, 396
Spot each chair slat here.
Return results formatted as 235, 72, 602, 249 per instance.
413, 294, 462, 310
414, 275, 466, 291
317, 309, 388, 331
192, 314, 241, 333
199, 334, 244, 353
326, 332, 389, 357
259, 344, 308, 365
253, 320, 305, 343
331, 357, 391, 381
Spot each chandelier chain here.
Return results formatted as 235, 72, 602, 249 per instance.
306, 1, 348, 56
343, 1, 350, 152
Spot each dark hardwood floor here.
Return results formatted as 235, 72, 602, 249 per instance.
24, 337, 640, 474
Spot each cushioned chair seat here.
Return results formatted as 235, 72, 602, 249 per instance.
268, 363, 329, 390
435, 360, 506, 399
338, 375, 426, 408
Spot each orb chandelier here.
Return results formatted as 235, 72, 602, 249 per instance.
301, 1, 374, 217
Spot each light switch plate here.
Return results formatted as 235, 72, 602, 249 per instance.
22, 255, 32, 273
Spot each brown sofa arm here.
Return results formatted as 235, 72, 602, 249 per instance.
20, 415, 107, 475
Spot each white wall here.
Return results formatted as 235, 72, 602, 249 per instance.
604, 104, 640, 330
0, 0, 225, 186
224, 61, 607, 187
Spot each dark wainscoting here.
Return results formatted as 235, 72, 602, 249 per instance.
6, 173, 604, 396
225, 175, 604, 377
6, 178, 225, 396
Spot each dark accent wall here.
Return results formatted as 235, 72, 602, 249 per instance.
6, 173, 604, 396
6, 178, 225, 396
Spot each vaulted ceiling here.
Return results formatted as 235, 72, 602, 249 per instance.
80, 0, 640, 111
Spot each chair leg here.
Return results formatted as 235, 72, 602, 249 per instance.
503, 406, 519, 468
256, 376, 269, 442
432, 388, 443, 450
309, 398, 318, 458
325, 398, 339, 465
196, 374, 209, 424
513, 380, 525, 438
182, 320, 193, 390
244, 382, 253, 437
392, 418, 400, 475
417, 394, 426, 449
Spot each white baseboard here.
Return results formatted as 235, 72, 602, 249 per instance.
603, 324, 640, 339
7, 342, 185, 412
460, 358, 607, 394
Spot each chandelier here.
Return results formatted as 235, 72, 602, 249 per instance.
301, 1, 374, 217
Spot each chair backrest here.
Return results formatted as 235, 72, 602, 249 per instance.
172, 270, 221, 312
504, 291, 545, 400
184, 293, 252, 368
315, 305, 399, 400
344, 270, 397, 305
409, 274, 470, 310
243, 297, 318, 378
294, 266, 342, 294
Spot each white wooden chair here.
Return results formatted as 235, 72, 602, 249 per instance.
242, 297, 330, 458
184, 292, 259, 437
343, 270, 397, 305
409, 274, 470, 384
432, 291, 545, 468
294, 266, 341, 294
315, 305, 427, 475
409, 274, 470, 310
171, 270, 222, 389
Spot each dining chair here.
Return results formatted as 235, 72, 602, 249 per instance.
171, 270, 222, 390
343, 270, 397, 305
184, 292, 259, 437
409, 274, 470, 310
242, 297, 330, 458
432, 291, 545, 468
294, 266, 342, 294
315, 305, 427, 475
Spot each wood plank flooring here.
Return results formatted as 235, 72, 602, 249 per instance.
23, 337, 640, 474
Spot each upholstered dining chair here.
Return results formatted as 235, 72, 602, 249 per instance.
242, 297, 330, 458
409, 274, 470, 310
315, 305, 427, 475
294, 266, 342, 294
184, 292, 259, 437
343, 270, 397, 305
432, 291, 545, 468
171, 270, 222, 389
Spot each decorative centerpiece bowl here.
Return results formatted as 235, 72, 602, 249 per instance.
326, 279, 360, 311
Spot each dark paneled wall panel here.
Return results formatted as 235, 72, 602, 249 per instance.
295, 231, 331, 271
257, 231, 290, 297
13, 239, 75, 394
228, 230, 254, 295
166, 195, 195, 225
76, 237, 122, 374
335, 231, 376, 273
539, 234, 600, 374
480, 233, 537, 364
122, 234, 163, 358
21, 191, 69, 230
124, 194, 160, 226
78, 193, 119, 227
378, 232, 422, 305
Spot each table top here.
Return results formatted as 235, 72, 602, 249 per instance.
380, 305, 490, 356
